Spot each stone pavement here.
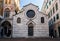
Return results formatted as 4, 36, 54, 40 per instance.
0, 38, 60, 41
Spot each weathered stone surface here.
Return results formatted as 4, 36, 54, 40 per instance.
12, 3, 49, 38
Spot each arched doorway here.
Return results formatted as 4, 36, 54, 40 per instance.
28, 23, 34, 36
1, 21, 12, 38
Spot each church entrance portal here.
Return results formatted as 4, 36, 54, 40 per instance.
0, 21, 12, 38
28, 23, 34, 36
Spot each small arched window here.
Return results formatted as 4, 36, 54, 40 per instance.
41, 17, 44, 23
17, 17, 21, 23
4, 8, 10, 18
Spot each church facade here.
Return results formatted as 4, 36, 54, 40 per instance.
12, 3, 49, 38
0, 3, 49, 38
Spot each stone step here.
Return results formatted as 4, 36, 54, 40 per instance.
0, 38, 60, 41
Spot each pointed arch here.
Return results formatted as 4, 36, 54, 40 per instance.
28, 22, 34, 36
26, 20, 36, 26
28, 22, 34, 27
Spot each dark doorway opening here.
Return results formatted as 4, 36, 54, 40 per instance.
1, 21, 12, 37
49, 25, 54, 38
28, 23, 34, 36
54, 30, 57, 37
58, 26, 60, 37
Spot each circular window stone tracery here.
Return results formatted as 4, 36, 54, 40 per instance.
26, 10, 35, 18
